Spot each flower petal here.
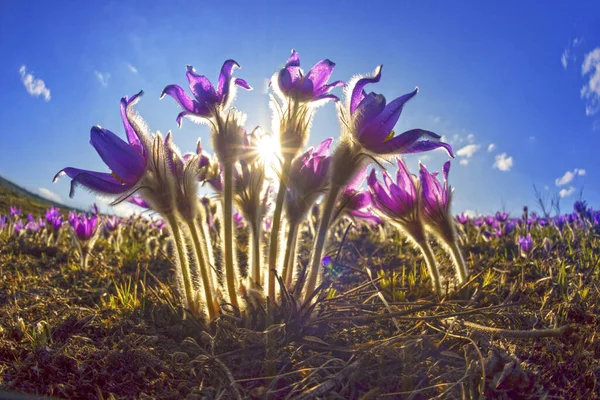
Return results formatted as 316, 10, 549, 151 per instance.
185, 65, 218, 107
90, 127, 146, 183
120, 91, 144, 152
54, 167, 131, 198
234, 78, 252, 91
305, 59, 336, 91
370, 129, 454, 157
350, 65, 382, 115
286, 49, 300, 68
362, 88, 418, 141
160, 84, 197, 113
217, 59, 241, 98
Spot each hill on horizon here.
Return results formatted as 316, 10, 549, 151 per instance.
0, 175, 83, 216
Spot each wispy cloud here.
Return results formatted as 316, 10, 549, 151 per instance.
581, 47, 600, 116
559, 186, 576, 198
555, 168, 586, 186
493, 153, 513, 172
487, 143, 495, 152
19, 65, 51, 101
561, 37, 583, 70
94, 71, 110, 87
456, 144, 480, 166
39, 188, 61, 203
127, 63, 138, 74
95, 195, 138, 217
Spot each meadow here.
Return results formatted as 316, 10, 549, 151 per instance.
1, 52, 599, 400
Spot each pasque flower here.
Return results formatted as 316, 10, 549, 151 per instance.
367, 159, 442, 296
69, 213, 100, 271
54, 92, 147, 198
274, 49, 344, 105
419, 161, 468, 284
341, 65, 454, 157
161, 60, 252, 127
518, 234, 533, 258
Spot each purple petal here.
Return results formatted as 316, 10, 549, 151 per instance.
120, 91, 143, 152
128, 196, 151, 209
161, 84, 197, 113
369, 129, 454, 157
354, 92, 386, 146
350, 65, 382, 115
286, 49, 300, 68
54, 168, 132, 198
346, 167, 368, 193
278, 66, 303, 94
305, 59, 336, 91
90, 127, 146, 183
185, 65, 218, 107
368, 169, 398, 214
362, 88, 418, 142
314, 80, 345, 97
234, 78, 252, 91
217, 59, 241, 98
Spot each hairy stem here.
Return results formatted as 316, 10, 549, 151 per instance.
187, 218, 217, 320
166, 214, 197, 315
447, 239, 468, 284
304, 184, 341, 301
267, 158, 292, 302
223, 163, 238, 308
281, 219, 299, 289
415, 240, 442, 298
250, 221, 262, 289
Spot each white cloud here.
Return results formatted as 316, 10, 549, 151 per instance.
466, 133, 475, 143
555, 168, 586, 186
463, 209, 478, 217
459, 159, 469, 166
561, 37, 583, 70
559, 186, 576, 198
95, 195, 139, 217
127, 64, 138, 74
487, 143, 495, 152
19, 65, 51, 101
39, 188, 62, 203
555, 171, 574, 186
456, 144, 480, 159
581, 47, 600, 116
94, 71, 110, 87
493, 153, 513, 172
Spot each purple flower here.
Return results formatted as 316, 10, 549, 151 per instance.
518, 234, 533, 258
104, 215, 121, 232
13, 221, 24, 235
25, 221, 40, 234
483, 229, 502, 240
321, 255, 332, 268
504, 220, 517, 234
495, 212, 509, 222
553, 215, 566, 230
471, 217, 484, 227
274, 49, 344, 104
368, 159, 419, 224
54, 92, 147, 198
419, 161, 452, 224
161, 60, 252, 127
286, 138, 333, 222
0, 215, 8, 230
51, 216, 63, 232
90, 203, 101, 215
338, 167, 381, 225
574, 200, 588, 215
45, 207, 60, 224
10, 206, 21, 217
344, 66, 453, 156
455, 213, 469, 225
70, 214, 99, 241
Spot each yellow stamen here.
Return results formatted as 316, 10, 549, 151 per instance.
384, 130, 395, 142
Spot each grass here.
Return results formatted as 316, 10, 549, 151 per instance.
0, 213, 599, 399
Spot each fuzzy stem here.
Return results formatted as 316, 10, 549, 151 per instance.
223, 163, 238, 308
187, 218, 217, 320
304, 183, 341, 301
249, 221, 262, 289
447, 240, 468, 284
281, 219, 299, 289
267, 158, 292, 302
167, 214, 197, 315
80, 248, 90, 271
415, 240, 442, 298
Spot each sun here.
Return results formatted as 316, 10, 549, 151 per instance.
255, 133, 281, 179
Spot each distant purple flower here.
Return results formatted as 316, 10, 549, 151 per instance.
45, 207, 60, 224
574, 200, 588, 215
13, 221, 24, 235
553, 215, 566, 230
321, 255, 332, 268
161, 60, 252, 127
455, 213, 469, 225
70, 214, 99, 241
27, 214, 35, 223
471, 217, 484, 227
54, 92, 147, 198
538, 218, 549, 227
420, 161, 453, 224
10, 206, 21, 217
90, 203, 101, 215
51, 216, 63, 232
104, 215, 121, 232
483, 230, 502, 240
504, 220, 517, 234
274, 49, 344, 104
25, 221, 40, 234
344, 66, 454, 157
518, 234, 533, 258
0, 215, 8, 230
495, 212, 509, 222
233, 212, 245, 228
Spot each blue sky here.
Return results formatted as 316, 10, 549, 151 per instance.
1, 0, 599, 216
